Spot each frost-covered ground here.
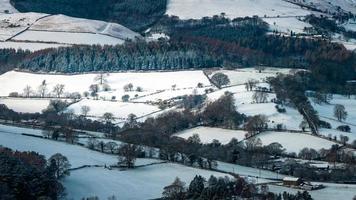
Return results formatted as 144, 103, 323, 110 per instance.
0, 124, 231, 200
0, 12, 48, 41
254, 131, 337, 153
12, 31, 126, 45
207, 85, 304, 130
0, 70, 210, 99
0, 12, 139, 47
174, 126, 247, 144
166, 0, 315, 34
263, 17, 311, 34
166, 0, 311, 19
294, 0, 356, 14
0, 0, 18, 14
64, 164, 230, 200
268, 182, 356, 200
0, 41, 67, 51
0, 97, 50, 113
310, 95, 356, 143
208, 68, 294, 86
67, 99, 160, 121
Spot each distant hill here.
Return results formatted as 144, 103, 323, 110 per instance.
9, 0, 167, 32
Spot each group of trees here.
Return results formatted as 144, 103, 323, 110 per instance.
13, 82, 80, 99
0, 147, 69, 199
17, 42, 221, 73
162, 175, 313, 200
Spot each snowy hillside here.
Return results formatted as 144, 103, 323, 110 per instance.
0, 12, 140, 50
0, 70, 211, 98
166, 0, 317, 34
0, 124, 230, 200
0, 0, 18, 14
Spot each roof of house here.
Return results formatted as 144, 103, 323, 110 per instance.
283, 177, 301, 182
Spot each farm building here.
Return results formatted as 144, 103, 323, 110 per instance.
283, 177, 303, 186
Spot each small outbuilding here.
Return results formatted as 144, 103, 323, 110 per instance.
283, 177, 303, 186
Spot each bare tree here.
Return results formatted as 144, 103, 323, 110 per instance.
334, 104, 348, 121
53, 84, 65, 98
23, 85, 32, 98
123, 83, 134, 92
38, 80, 48, 98
245, 79, 258, 91
94, 72, 109, 85
89, 84, 99, 99
106, 142, 118, 154
81, 105, 91, 117
252, 91, 269, 103
255, 65, 266, 73
245, 137, 263, 151
245, 115, 268, 135
118, 144, 140, 168
48, 153, 71, 179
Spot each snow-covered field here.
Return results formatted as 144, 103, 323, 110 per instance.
166, 0, 315, 33
253, 131, 337, 153
174, 126, 247, 144
64, 163, 230, 200
208, 68, 294, 86
263, 17, 311, 34
0, 70, 211, 100
166, 0, 311, 19
0, 12, 48, 41
0, 0, 18, 14
67, 99, 160, 121
0, 41, 67, 51
13, 30, 126, 45
0, 124, 231, 200
207, 85, 304, 130
0, 97, 50, 113
0, 12, 139, 47
268, 182, 356, 200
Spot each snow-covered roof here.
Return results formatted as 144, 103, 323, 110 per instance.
283, 177, 301, 182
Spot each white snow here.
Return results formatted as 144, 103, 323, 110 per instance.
12, 30, 126, 45
0, 41, 68, 51
263, 17, 311, 34
67, 99, 160, 121
174, 126, 247, 144
0, 97, 50, 113
30, 14, 139, 40
0, 124, 231, 200
0, 12, 48, 41
253, 131, 337, 153
166, 0, 312, 19
268, 182, 356, 200
63, 164, 230, 200
0, 70, 211, 100
0, 0, 18, 14
0, 13, 139, 47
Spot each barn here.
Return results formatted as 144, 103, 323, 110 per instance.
283, 177, 303, 186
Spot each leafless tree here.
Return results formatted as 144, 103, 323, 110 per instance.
38, 80, 48, 98
81, 105, 91, 117
105, 142, 118, 154
94, 72, 109, 85
252, 91, 269, 103
118, 144, 140, 168
334, 104, 348, 121
53, 84, 65, 98
23, 85, 32, 97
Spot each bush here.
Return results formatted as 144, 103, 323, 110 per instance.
319, 120, 331, 129
336, 125, 351, 132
